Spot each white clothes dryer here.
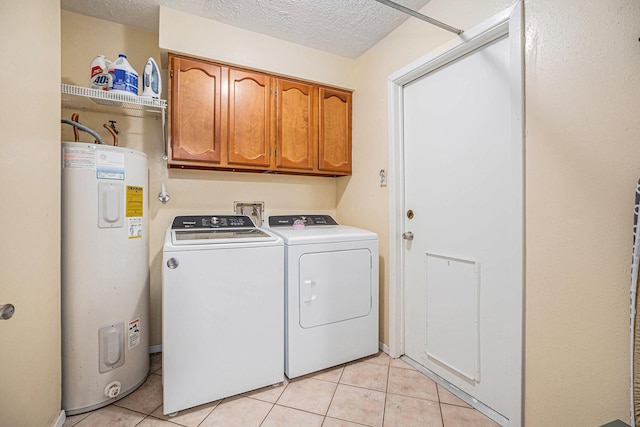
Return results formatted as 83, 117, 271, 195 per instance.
267, 215, 379, 378
162, 215, 284, 414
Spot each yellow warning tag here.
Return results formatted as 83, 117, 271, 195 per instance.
126, 186, 143, 217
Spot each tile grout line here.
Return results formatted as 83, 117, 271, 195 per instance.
111, 402, 163, 420
257, 399, 277, 427
322, 363, 346, 424
436, 383, 446, 427
259, 374, 316, 426
195, 400, 220, 427
380, 360, 390, 427
383, 390, 441, 403
136, 412, 185, 427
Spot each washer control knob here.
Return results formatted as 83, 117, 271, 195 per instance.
210, 216, 220, 226
166, 258, 179, 269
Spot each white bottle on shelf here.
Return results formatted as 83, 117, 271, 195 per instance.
90, 54, 112, 91
108, 54, 138, 97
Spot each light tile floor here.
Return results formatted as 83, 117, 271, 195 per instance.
63, 352, 500, 427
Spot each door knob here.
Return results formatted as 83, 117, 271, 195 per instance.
402, 231, 414, 241
0, 304, 15, 320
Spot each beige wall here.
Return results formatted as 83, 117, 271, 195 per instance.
61, 10, 350, 347
158, 7, 355, 89
0, 1, 62, 425
523, 0, 639, 424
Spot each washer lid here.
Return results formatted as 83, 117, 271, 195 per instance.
174, 227, 272, 241
170, 215, 278, 245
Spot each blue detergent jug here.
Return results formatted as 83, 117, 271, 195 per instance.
109, 54, 138, 96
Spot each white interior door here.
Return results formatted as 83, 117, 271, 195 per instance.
398, 6, 522, 425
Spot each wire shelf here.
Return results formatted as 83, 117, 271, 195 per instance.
61, 83, 168, 158
61, 83, 166, 118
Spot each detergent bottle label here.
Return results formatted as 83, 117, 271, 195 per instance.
108, 54, 139, 96
109, 68, 138, 96
91, 73, 112, 91
91, 65, 103, 78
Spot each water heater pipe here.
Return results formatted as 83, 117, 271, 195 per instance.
61, 119, 104, 144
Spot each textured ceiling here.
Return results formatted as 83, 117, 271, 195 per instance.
60, 0, 432, 58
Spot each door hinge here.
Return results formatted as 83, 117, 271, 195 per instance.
170, 69, 173, 78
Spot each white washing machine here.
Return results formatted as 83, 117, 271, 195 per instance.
267, 215, 379, 378
162, 215, 284, 415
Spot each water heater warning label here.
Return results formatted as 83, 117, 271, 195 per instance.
62, 147, 95, 169
128, 318, 140, 349
126, 186, 143, 239
128, 217, 142, 239
126, 186, 143, 217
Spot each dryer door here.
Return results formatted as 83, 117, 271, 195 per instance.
299, 249, 372, 328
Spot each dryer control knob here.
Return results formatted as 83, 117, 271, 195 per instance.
210, 217, 220, 226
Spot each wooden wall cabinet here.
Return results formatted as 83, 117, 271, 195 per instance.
168, 55, 225, 167
275, 78, 317, 172
318, 87, 352, 174
228, 68, 273, 168
168, 53, 352, 176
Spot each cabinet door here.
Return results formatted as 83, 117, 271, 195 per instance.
318, 87, 352, 175
276, 79, 317, 171
169, 55, 224, 165
228, 69, 272, 167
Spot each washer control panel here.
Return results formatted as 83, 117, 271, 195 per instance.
269, 215, 338, 227
172, 215, 255, 229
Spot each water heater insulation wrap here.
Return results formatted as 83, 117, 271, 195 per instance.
61, 142, 149, 415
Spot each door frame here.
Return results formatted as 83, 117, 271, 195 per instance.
386, 2, 523, 362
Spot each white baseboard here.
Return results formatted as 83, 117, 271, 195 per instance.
149, 344, 162, 354
379, 342, 390, 355
52, 410, 65, 427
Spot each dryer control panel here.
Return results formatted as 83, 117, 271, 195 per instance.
172, 215, 255, 229
269, 215, 338, 227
